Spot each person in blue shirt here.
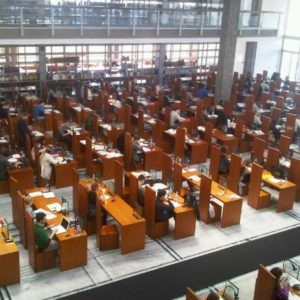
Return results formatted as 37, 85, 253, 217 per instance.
197, 85, 209, 99
34, 101, 45, 122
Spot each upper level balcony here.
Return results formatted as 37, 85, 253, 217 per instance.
0, 4, 282, 41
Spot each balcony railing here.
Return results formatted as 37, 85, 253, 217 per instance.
0, 5, 282, 36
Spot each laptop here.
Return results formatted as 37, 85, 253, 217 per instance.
51, 217, 69, 235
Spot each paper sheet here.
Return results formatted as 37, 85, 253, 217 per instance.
29, 191, 43, 198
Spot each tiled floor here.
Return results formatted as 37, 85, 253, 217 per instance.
1, 171, 300, 300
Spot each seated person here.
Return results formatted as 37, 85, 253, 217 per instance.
0, 153, 9, 181
155, 189, 175, 222
219, 145, 230, 175
197, 85, 209, 99
34, 212, 59, 252
270, 267, 289, 300
0, 103, 8, 119
87, 181, 98, 219
137, 174, 146, 207
58, 123, 72, 150
24, 194, 34, 215
116, 132, 126, 154
199, 106, 209, 125
170, 109, 184, 128
34, 100, 45, 123
88, 181, 107, 224
253, 111, 262, 126
207, 292, 220, 300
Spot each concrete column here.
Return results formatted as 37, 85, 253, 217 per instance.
215, 0, 241, 104
157, 44, 166, 85
38, 45, 47, 100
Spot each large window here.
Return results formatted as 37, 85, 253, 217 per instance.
165, 43, 219, 75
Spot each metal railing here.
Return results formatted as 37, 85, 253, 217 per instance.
0, 4, 282, 36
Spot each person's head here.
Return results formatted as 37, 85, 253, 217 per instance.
206, 292, 220, 300
270, 267, 283, 290
36, 212, 47, 225
24, 195, 33, 207
91, 181, 98, 192
220, 145, 228, 155
138, 174, 145, 186
157, 189, 167, 202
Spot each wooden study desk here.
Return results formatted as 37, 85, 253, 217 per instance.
54, 159, 78, 188
27, 189, 87, 271
0, 230, 20, 286
212, 129, 238, 154
182, 169, 243, 228
165, 192, 196, 240
134, 139, 163, 171
262, 171, 296, 212
80, 140, 124, 180
102, 195, 146, 254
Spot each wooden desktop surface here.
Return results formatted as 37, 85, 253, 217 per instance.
0, 231, 20, 286
26, 188, 87, 271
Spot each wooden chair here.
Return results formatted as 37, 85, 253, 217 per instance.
144, 186, 169, 239
186, 288, 199, 300
25, 210, 56, 272
252, 137, 266, 165
253, 265, 276, 300
286, 113, 297, 130
228, 154, 242, 194
175, 128, 186, 160
96, 198, 119, 251
265, 147, 280, 171
209, 145, 221, 181
248, 163, 271, 210
261, 116, 271, 135
275, 96, 284, 109
17, 191, 27, 249
114, 160, 129, 200
278, 135, 291, 156
199, 174, 221, 224
271, 107, 281, 122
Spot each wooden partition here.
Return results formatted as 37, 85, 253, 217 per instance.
286, 113, 297, 129
199, 174, 212, 224
261, 115, 271, 134
209, 145, 221, 181
162, 153, 172, 184
174, 162, 182, 193
17, 191, 27, 248
248, 163, 270, 210
265, 147, 280, 171
228, 154, 242, 194
72, 168, 80, 214
137, 109, 145, 138
289, 158, 300, 202
271, 107, 281, 122
114, 160, 124, 196
252, 137, 266, 164
253, 265, 276, 300
278, 135, 291, 156
204, 123, 213, 146
124, 132, 132, 171
124, 104, 132, 133
85, 137, 93, 177
175, 128, 186, 159
8, 168, 34, 228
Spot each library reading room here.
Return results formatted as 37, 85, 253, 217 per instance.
1, 1, 300, 300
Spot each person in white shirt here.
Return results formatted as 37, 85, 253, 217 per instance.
170, 109, 184, 128
39, 147, 58, 187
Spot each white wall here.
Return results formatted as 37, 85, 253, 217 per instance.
235, 36, 283, 76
